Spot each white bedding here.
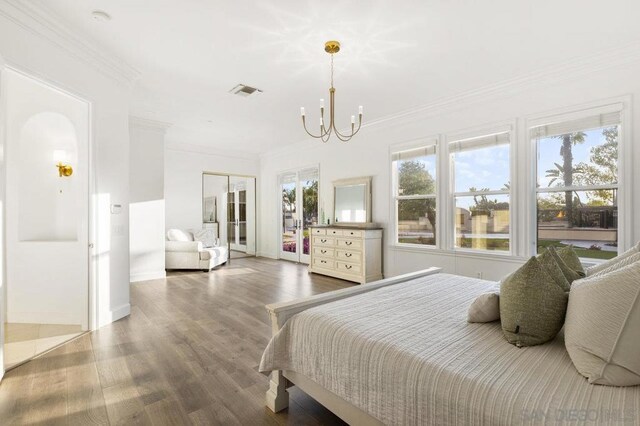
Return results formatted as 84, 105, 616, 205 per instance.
260, 273, 640, 425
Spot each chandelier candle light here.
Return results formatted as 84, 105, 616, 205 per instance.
300, 41, 363, 142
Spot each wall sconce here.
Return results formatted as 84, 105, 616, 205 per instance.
53, 150, 73, 177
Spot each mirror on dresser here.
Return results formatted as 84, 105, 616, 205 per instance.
333, 176, 372, 225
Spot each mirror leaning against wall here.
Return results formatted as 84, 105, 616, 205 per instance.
202, 173, 257, 260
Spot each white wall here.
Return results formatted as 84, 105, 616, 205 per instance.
129, 117, 168, 282
0, 3, 136, 329
5, 69, 89, 326
165, 144, 259, 233
259, 51, 640, 281
0, 52, 6, 378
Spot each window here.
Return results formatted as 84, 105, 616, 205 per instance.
450, 132, 511, 252
392, 144, 437, 246
533, 110, 620, 260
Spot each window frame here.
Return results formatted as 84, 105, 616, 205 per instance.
390, 137, 440, 249
526, 99, 631, 258
446, 126, 515, 255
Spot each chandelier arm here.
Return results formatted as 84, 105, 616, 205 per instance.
333, 118, 362, 140
302, 117, 331, 139
321, 126, 332, 143
332, 129, 354, 142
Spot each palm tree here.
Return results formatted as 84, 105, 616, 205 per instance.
551, 132, 586, 227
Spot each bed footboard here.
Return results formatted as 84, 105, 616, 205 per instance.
264, 267, 442, 414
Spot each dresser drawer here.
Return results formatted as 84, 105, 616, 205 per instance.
336, 261, 361, 275
336, 249, 361, 263
313, 258, 335, 269
342, 229, 363, 238
336, 238, 362, 250
311, 228, 326, 236
313, 236, 335, 246
326, 228, 344, 237
314, 247, 335, 258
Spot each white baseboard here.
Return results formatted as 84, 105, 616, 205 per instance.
130, 270, 166, 283
98, 303, 130, 328
7, 310, 80, 325
257, 251, 278, 259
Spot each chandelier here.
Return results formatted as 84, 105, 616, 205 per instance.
300, 41, 363, 142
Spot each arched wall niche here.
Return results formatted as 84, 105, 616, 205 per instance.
18, 112, 79, 241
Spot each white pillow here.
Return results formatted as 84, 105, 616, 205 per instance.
167, 229, 193, 242
585, 242, 640, 276
565, 261, 640, 386
193, 229, 218, 248
592, 252, 640, 278
467, 291, 500, 323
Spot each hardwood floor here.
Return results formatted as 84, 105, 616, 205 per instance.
0, 257, 352, 425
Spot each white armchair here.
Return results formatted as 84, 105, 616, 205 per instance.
165, 229, 228, 271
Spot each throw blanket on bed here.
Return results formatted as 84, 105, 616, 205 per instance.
260, 273, 640, 426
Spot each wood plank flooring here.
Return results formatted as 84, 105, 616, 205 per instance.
0, 257, 352, 425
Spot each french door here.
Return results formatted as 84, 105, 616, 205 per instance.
227, 188, 247, 251
279, 167, 319, 264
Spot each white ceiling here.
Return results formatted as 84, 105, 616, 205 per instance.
34, 0, 640, 154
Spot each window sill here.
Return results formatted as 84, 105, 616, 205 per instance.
390, 244, 528, 263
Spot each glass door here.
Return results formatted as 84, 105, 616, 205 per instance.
279, 168, 319, 264
227, 175, 255, 258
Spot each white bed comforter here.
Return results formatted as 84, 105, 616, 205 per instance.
259, 273, 640, 425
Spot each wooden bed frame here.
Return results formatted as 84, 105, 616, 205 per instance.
264, 267, 442, 425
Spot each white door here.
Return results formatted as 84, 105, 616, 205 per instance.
228, 188, 247, 252
279, 168, 319, 264
227, 175, 256, 256
4, 69, 89, 332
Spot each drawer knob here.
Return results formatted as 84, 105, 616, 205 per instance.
345, 253, 352, 258
345, 241, 352, 246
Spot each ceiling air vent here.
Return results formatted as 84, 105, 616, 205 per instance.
229, 84, 263, 97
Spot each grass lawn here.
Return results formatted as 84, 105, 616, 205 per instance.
537, 240, 617, 260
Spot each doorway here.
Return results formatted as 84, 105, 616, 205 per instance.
3, 69, 90, 370
279, 167, 319, 264
202, 173, 256, 260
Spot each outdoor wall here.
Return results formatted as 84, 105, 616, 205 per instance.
129, 117, 168, 282
259, 49, 640, 281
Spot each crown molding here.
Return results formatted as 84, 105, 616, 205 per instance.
261, 39, 640, 160
129, 116, 172, 132
165, 142, 260, 162
0, 0, 141, 88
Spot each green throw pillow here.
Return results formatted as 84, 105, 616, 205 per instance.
556, 246, 586, 276
537, 249, 571, 292
548, 246, 582, 284
500, 257, 569, 347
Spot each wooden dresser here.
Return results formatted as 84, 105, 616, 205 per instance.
308, 226, 383, 284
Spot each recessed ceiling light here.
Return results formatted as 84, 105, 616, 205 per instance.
92, 10, 111, 22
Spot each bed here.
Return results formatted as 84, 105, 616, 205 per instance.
259, 268, 640, 425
